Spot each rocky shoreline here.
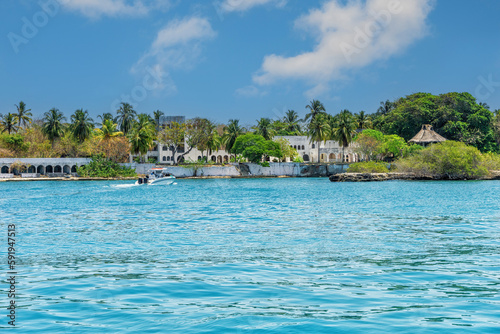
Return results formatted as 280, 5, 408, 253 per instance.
329, 171, 500, 182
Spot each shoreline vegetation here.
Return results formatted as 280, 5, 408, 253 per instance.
1, 92, 500, 181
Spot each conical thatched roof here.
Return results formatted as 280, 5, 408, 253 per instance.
409, 124, 447, 144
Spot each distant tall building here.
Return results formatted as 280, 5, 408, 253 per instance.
160, 116, 185, 129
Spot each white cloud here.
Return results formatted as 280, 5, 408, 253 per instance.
235, 85, 267, 97
132, 17, 216, 93
151, 17, 216, 51
218, 0, 286, 13
253, 0, 434, 95
59, 0, 170, 18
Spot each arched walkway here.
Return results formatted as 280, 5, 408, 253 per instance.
303, 154, 310, 162
37, 165, 45, 175
1, 166, 9, 173
71, 165, 77, 173
46, 165, 53, 173
211, 155, 217, 162
63, 165, 71, 174
223, 155, 229, 163
28, 166, 36, 173
329, 153, 335, 161
54, 165, 62, 173
217, 156, 222, 164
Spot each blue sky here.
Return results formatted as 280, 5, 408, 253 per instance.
1, 0, 499, 126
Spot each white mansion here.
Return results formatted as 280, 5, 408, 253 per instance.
141, 135, 360, 165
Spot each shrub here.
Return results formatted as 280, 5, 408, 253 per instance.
396, 141, 489, 179
77, 154, 136, 178
481, 152, 500, 171
346, 161, 389, 173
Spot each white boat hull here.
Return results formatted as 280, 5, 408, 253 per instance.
135, 175, 175, 185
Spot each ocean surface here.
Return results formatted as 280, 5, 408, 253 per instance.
1, 178, 500, 333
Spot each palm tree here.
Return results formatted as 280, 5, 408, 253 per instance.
355, 111, 369, 130
305, 99, 326, 123
1, 113, 19, 134
479, 102, 490, 110
95, 119, 123, 141
116, 102, 137, 135
70, 109, 94, 143
15, 101, 32, 128
42, 108, 66, 148
222, 119, 245, 155
283, 109, 301, 134
207, 129, 221, 157
331, 109, 356, 162
98, 112, 115, 123
254, 118, 275, 140
128, 113, 156, 161
153, 110, 164, 132
378, 100, 393, 114
307, 113, 330, 163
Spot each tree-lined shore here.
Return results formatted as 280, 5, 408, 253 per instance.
1, 92, 500, 175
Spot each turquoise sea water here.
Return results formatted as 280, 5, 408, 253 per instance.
1, 178, 500, 333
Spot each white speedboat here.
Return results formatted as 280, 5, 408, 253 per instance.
136, 168, 176, 185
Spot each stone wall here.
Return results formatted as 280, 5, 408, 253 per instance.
137, 163, 351, 178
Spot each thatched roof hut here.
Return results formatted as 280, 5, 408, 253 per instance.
409, 124, 447, 146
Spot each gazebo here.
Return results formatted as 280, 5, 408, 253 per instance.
409, 124, 447, 147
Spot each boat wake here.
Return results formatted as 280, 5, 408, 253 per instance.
111, 184, 138, 189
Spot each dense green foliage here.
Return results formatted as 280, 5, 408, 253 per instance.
355, 129, 419, 161
70, 109, 94, 143
346, 161, 390, 173
371, 92, 498, 152
0, 134, 28, 154
77, 155, 136, 178
232, 133, 281, 163
42, 108, 66, 147
396, 141, 498, 179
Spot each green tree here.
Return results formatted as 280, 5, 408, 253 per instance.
378, 100, 394, 114
1, 113, 19, 134
98, 112, 115, 123
355, 111, 369, 130
331, 109, 356, 162
282, 110, 302, 135
70, 109, 94, 143
373, 92, 498, 152
305, 99, 326, 124
116, 102, 137, 135
95, 119, 123, 141
222, 119, 245, 155
354, 129, 385, 161
273, 137, 298, 162
307, 113, 330, 163
153, 110, 164, 132
158, 121, 186, 164
232, 133, 281, 163
206, 128, 221, 158
15, 101, 32, 128
382, 134, 407, 161
128, 113, 156, 161
191, 119, 217, 160
42, 108, 66, 148
254, 118, 275, 140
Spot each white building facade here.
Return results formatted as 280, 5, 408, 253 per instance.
140, 135, 359, 164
